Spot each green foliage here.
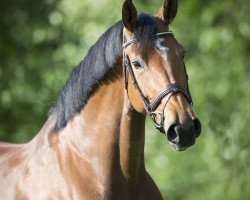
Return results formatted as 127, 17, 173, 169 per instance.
0, 0, 250, 199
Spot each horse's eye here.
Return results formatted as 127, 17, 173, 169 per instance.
132, 61, 142, 69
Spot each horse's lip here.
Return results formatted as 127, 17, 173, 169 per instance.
170, 144, 187, 151
168, 140, 195, 151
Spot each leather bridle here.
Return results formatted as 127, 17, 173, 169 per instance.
122, 31, 193, 133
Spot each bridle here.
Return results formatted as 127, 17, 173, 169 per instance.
122, 31, 193, 133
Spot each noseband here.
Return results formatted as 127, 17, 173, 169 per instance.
122, 31, 193, 133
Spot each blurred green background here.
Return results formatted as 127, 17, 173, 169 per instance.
0, 0, 250, 199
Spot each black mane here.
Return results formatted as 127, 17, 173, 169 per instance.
52, 14, 157, 131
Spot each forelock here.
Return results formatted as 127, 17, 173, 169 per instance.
133, 14, 158, 48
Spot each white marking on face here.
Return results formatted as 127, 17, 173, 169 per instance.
155, 38, 169, 62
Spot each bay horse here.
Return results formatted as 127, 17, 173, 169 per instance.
0, 0, 201, 199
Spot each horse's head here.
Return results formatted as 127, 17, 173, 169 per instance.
122, 0, 201, 151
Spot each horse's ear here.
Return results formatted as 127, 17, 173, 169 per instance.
122, 0, 137, 32
156, 0, 178, 25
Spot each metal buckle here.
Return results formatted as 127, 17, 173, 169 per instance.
122, 57, 129, 68
150, 112, 165, 134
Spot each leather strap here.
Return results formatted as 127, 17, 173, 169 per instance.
149, 84, 193, 111
122, 47, 152, 114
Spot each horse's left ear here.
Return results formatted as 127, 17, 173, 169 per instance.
122, 0, 137, 32
156, 0, 178, 25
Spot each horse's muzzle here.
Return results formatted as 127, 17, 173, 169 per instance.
165, 118, 201, 151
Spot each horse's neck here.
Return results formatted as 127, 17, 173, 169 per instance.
52, 68, 146, 191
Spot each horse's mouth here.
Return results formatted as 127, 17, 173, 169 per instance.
168, 139, 196, 151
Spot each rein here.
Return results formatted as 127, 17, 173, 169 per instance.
122, 31, 193, 133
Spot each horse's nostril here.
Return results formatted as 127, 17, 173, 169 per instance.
167, 124, 179, 143
193, 118, 201, 138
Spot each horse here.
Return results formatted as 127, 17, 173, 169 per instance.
0, 0, 201, 199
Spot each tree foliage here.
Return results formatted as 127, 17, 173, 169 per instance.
0, 0, 250, 199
